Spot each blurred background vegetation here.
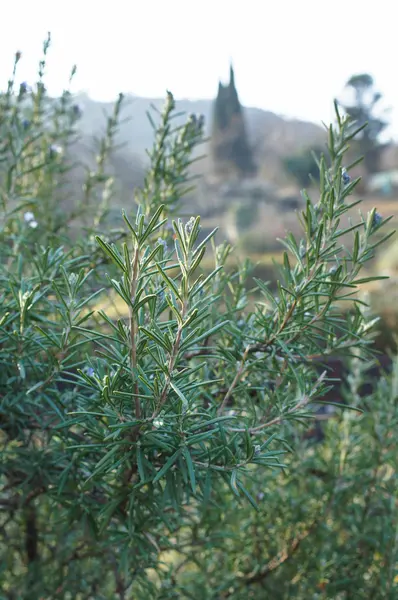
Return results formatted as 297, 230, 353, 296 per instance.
56, 65, 397, 352
3, 6, 398, 351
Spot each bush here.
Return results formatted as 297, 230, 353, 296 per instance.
170, 353, 398, 599
1, 39, 397, 599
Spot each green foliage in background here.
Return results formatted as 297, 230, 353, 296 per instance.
283, 145, 325, 188
227, 199, 260, 248
337, 73, 389, 176
1, 39, 397, 599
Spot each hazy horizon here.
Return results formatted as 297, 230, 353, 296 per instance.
1, 0, 396, 137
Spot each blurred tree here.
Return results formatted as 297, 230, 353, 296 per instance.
337, 74, 389, 176
211, 64, 256, 179
283, 146, 324, 188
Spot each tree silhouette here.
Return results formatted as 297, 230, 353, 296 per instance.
337, 73, 389, 175
211, 64, 256, 178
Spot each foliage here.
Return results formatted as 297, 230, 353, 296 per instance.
237, 229, 284, 257
0, 33, 125, 240
227, 199, 260, 242
283, 146, 325, 188
165, 353, 398, 599
337, 73, 389, 176
0, 40, 396, 599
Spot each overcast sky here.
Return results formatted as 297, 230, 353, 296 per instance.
1, 0, 396, 135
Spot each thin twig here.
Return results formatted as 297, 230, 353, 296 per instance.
222, 491, 336, 597
129, 247, 141, 419
228, 371, 327, 435
218, 345, 251, 415
151, 320, 185, 419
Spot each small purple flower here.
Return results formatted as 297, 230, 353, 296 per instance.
22, 119, 30, 130
373, 212, 383, 228
19, 82, 28, 95
342, 168, 351, 185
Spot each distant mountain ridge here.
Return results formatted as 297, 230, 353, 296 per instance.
75, 92, 326, 169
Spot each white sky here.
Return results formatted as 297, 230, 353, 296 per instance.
1, 0, 396, 135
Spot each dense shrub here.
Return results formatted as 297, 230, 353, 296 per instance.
1, 40, 397, 599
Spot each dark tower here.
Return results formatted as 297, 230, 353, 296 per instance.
210, 64, 256, 179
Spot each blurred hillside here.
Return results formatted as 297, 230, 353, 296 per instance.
74, 91, 325, 183
2, 55, 398, 347
73, 82, 398, 205
71, 86, 398, 271
53, 67, 398, 306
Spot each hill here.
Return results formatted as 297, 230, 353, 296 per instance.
75, 92, 326, 176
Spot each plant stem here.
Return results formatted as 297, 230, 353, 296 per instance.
129, 247, 141, 419
218, 345, 250, 415
228, 371, 327, 434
